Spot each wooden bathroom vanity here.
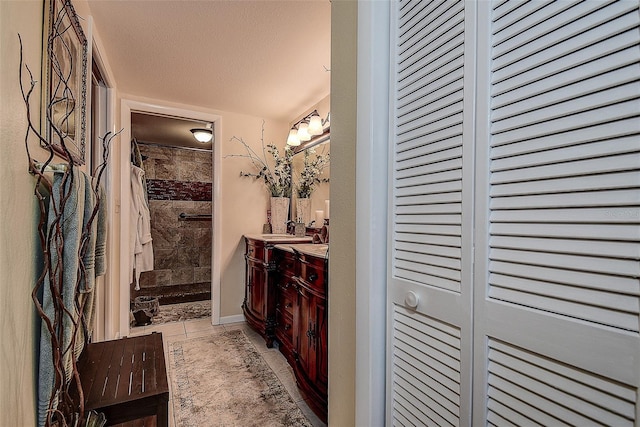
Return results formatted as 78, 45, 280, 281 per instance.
242, 234, 312, 347
243, 235, 328, 422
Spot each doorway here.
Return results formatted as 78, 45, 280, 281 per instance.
119, 99, 221, 336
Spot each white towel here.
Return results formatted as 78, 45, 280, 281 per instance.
130, 164, 153, 290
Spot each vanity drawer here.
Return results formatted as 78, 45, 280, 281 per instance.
277, 280, 297, 317
245, 239, 265, 261
298, 258, 326, 292
278, 250, 297, 275
275, 308, 294, 347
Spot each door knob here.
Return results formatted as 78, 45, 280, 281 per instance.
405, 291, 419, 309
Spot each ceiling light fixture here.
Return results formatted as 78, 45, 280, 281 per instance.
190, 123, 213, 143
286, 110, 330, 146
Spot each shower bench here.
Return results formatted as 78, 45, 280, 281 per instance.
75, 332, 169, 426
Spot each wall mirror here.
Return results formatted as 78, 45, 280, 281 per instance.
290, 132, 330, 227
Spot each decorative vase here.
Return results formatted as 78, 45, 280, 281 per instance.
270, 196, 290, 234
296, 197, 312, 226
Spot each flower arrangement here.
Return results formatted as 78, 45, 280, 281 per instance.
295, 148, 330, 198
228, 122, 293, 197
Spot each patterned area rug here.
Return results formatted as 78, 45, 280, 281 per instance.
168, 330, 312, 427
152, 300, 211, 324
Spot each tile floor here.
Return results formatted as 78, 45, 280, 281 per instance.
130, 318, 326, 427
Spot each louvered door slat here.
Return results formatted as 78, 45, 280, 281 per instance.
489, 373, 609, 426
394, 358, 460, 407
490, 207, 639, 225
393, 346, 460, 390
491, 138, 640, 171
490, 347, 637, 419
492, 11, 639, 84
490, 154, 640, 184
491, 170, 640, 197
491, 82, 639, 135
490, 261, 638, 295
488, 386, 568, 427
490, 340, 637, 402
398, 2, 463, 64
397, 192, 461, 207
395, 223, 460, 237
491, 236, 638, 260
492, 60, 638, 119
493, 1, 626, 62
395, 241, 460, 260
491, 99, 639, 147
487, 340, 636, 426
395, 168, 462, 188
396, 144, 462, 169
399, 26, 464, 82
490, 189, 640, 211
491, 119, 640, 158
492, 1, 607, 56
391, 307, 462, 426
489, 285, 638, 332
398, 85, 464, 132
490, 248, 639, 277
491, 223, 640, 242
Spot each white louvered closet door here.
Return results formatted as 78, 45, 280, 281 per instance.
387, 0, 640, 426
473, 1, 640, 426
387, 1, 476, 425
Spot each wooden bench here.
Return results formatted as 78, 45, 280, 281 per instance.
75, 332, 169, 426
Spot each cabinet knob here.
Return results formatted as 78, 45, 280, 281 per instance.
405, 291, 419, 309
308, 272, 318, 282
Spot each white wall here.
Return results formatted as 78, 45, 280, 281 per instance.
0, 1, 46, 424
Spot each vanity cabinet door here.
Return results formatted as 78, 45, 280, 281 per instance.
245, 258, 266, 321
294, 279, 328, 406
243, 238, 272, 344
295, 283, 313, 377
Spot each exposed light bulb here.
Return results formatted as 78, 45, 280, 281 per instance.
308, 113, 323, 136
297, 122, 311, 141
287, 128, 300, 146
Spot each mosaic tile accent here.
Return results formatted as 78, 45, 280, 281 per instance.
146, 179, 212, 201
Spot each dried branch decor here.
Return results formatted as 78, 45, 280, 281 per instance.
19, 19, 116, 426
295, 148, 330, 199
227, 121, 293, 197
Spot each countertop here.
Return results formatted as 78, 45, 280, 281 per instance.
244, 233, 313, 243
273, 243, 329, 259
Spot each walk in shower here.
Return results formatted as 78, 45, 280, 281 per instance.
130, 112, 213, 323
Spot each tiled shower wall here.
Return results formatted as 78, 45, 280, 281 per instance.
133, 143, 213, 304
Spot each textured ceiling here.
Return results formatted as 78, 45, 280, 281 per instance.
87, 0, 331, 122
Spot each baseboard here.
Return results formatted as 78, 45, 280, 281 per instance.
219, 314, 245, 325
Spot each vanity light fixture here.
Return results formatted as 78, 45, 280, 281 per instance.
307, 111, 323, 136
297, 121, 312, 142
287, 128, 301, 146
190, 122, 213, 143
286, 110, 330, 146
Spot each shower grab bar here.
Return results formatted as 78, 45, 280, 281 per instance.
178, 212, 212, 220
